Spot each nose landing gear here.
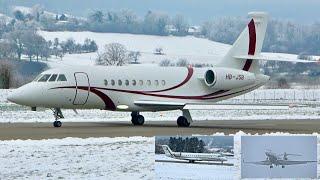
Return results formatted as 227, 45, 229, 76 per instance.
51, 108, 64, 128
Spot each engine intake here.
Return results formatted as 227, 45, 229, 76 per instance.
204, 68, 256, 90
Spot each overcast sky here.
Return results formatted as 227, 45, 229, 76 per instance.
241, 136, 317, 178
2, 0, 320, 24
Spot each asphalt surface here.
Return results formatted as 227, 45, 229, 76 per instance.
0, 119, 319, 140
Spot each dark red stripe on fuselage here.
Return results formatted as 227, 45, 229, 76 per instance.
71, 86, 116, 110
146, 67, 194, 93
242, 19, 256, 71
51, 85, 257, 101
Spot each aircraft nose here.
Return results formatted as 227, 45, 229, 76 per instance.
7, 90, 20, 104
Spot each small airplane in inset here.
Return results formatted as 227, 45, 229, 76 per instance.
244, 150, 316, 168
161, 145, 227, 163
7, 12, 315, 127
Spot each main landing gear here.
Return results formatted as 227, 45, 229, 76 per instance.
130, 109, 192, 127
177, 109, 192, 127
51, 108, 64, 128
131, 111, 145, 126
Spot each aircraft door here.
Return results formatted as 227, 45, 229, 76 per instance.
73, 72, 90, 105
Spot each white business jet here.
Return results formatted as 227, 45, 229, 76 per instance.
161, 145, 227, 163
244, 150, 316, 168
7, 12, 313, 127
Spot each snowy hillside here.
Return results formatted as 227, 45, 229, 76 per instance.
39, 31, 230, 67
0, 13, 12, 23
39, 31, 312, 68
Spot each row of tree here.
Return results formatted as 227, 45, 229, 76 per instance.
11, 6, 190, 36
8, 6, 320, 55
200, 17, 320, 55
166, 137, 206, 153
0, 22, 97, 62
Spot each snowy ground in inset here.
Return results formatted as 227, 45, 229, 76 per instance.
0, 137, 154, 180
155, 154, 236, 180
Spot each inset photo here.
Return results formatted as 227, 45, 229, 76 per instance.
155, 136, 235, 179
241, 136, 317, 179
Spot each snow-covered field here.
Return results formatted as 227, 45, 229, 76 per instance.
155, 154, 236, 180
38, 31, 313, 68
0, 133, 318, 180
0, 137, 154, 180
39, 31, 230, 67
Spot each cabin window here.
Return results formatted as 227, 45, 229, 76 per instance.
38, 74, 51, 82
118, 80, 122, 86
147, 80, 151, 86
132, 80, 137, 86
161, 80, 166, 86
111, 80, 115, 86
104, 80, 108, 86
57, 74, 67, 81
155, 80, 159, 86
49, 74, 58, 82
139, 80, 143, 86
125, 80, 129, 86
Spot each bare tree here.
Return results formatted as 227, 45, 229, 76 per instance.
154, 47, 164, 55
277, 78, 290, 89
0, 60, 13, 89
0, 40, 15, 59
176, 58, 189, 67
159, 59, 172, 67
96, 43, 128, 66
172, 14, 189, 35
128, 51, 141, 64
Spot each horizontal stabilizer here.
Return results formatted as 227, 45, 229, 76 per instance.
234, 55, 317, 63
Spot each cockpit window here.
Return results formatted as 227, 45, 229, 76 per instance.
38, 74, 51, 82
57, 74, 67, 81
49, 74, 58, 82
33, 74, 43, 82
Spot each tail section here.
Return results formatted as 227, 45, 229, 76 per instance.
161, 145, 174, 157
218, 12, 268, 73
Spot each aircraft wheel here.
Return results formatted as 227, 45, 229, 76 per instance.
53, 121, 62, 128
132, 115, 144, 126
282, 165, 285, 168
270, 165, 273, 168
177, 116, 190, 127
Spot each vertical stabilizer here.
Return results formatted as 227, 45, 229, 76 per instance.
218, 12, 268, 73
161, 145, 174, 157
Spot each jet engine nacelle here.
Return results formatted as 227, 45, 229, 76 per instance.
204, 68, 256, 90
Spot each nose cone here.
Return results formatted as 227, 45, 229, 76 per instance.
7, 90, 21, 104
7, 84, 39, 106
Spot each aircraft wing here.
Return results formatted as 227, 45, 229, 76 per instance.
183, 103, 290, 110
278, 160, 317, 165
244, 160, 272, 165
134, 101, 297, 110
134, 100, 312, 110
134, 100, 185, 108
234, 55, 317, 63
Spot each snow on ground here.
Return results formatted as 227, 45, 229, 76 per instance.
38, 31, 311, 68
155, 157, 235, 180
155, 133, 320, 180
0, 136, 154, 180
39, 31, 230, 67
